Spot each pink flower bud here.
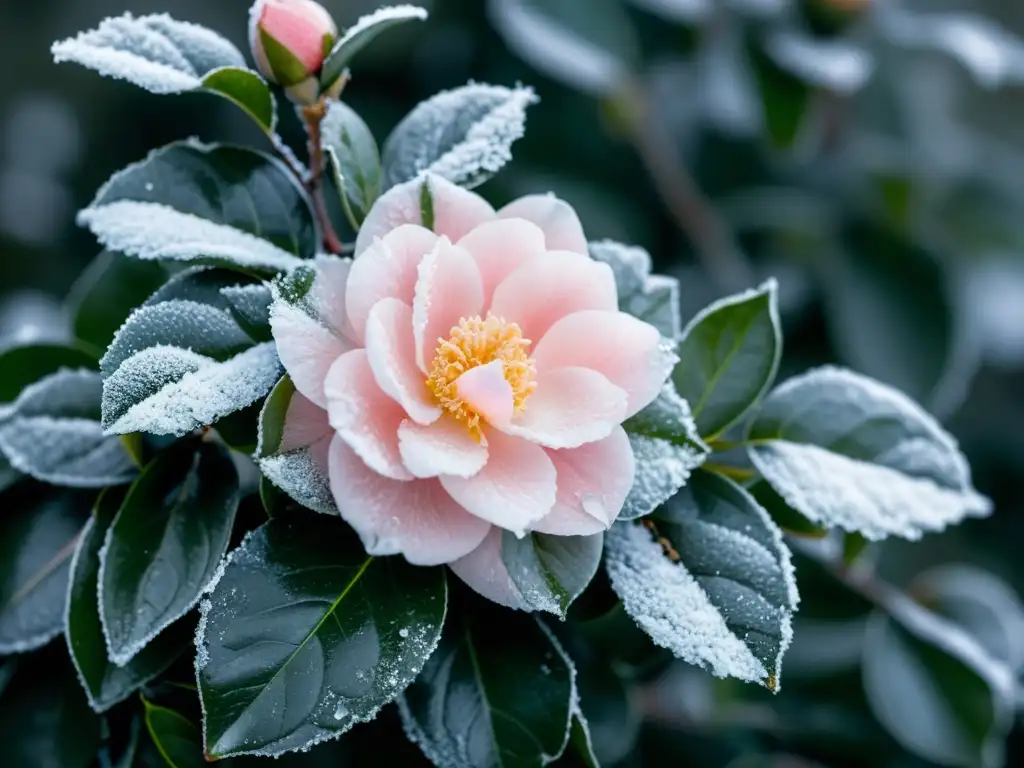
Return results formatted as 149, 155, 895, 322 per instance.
249, 0, 338, 102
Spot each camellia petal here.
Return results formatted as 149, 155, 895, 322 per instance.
412, 238, 485, 372
324, 349, 412, 481
397, 417, 489, 479
457, 218, 547, 305
328, 434, 490, 565
440, 429, 556, 536
448, 526, 529, 610
354, 174, 495, 256
489, 251, 618, 343
269, 297, 353, 408
497, 193, 588, 254
503, 366, 628, 449
456, 359, 515, 429
533, 426, 635, 536
346, 225, 438, 344
310, 253, 355, 339
364, 298, 442, 425
279, 388, 331, 453
533, 309, 674, 418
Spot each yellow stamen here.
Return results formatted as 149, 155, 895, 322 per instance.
425, 314, 537, 441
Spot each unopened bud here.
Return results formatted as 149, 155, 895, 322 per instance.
249, 0, 338, 105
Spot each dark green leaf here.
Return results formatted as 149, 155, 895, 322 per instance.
0, 647, 100, 768
572, 659, 637, 766
144, 699, 206, 768
560, 712, 600, 768
79, 141, 315, 273
221, 283, 273, 343
750, 43, 812, 150
590, 240, 680, 338
100, 440, 239, 666
862, 595, 1015, 768
320, 6, 428, 90
748, 481, 827, 539
0, 368, 137, 488
324, 101, 381, 218
201, 67, 277, 135
0, 342, 98, 403
620, 384, 709, 520
256, 375, 337, 516
747, 366, 991, 540
381, 83, 536, 189
674, 280, 781, 440
65, 251, 168, 352
400, 612, 574, 767
501, 531, 603, 618
0, 483, 91, 653
197, 513, 447, 758
66, 488, 188, 713
606, 470, 798, 689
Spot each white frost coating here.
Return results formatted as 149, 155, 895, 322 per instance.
751, 441, 991, 541
77, 201, 303, 273
765, 31, 874, 94
605, 522, 768, 683
627, 0, 711, 23
390, 84, 537, 188
104, 342, 282, 436
52, 13, 245, 94
487, 0, 629, 96
590, 239, 682, 339
258, 445, 337, 516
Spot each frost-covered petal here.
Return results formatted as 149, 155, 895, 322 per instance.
354, 174, 495, 256
503, 366, 627, 449
457, 218, 547, 304
364, 298, 441, 425
310, 253, 354, 339
534, 309, 673, 418
448, 527, 529, 611
346, 225, 438, 344
279, 390, 331, 453
324, 349, 412, 481
268, 300, 352, 409
497, 194, 588, 254
328, 434, 490, 565
412, 238, 485, 372
440, 429, 556, 536
456, 360, 515, 429
489, 251, 617, 343
533, 426, 635, 536
398, 417, 488, 479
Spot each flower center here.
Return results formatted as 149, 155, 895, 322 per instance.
425, 314, 537, 441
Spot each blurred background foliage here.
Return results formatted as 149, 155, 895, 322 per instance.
2, 0, 1024, 766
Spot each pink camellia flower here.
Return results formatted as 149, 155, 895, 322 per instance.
269, 175, 675, 608
249, 0, 337, 104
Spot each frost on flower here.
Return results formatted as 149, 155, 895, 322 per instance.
269, 172, 677, 606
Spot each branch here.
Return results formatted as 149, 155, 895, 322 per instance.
615, 83, 754, 293
300, 102, 344, 255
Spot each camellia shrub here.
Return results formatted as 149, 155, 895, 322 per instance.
0, 1, 1011, 767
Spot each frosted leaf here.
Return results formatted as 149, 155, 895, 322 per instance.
0, 369, 136, 488
765, 31, 874, 94
322, 101, 381, 217
382, 83, 538, 189
606, 470, 798, 689
590, 239, 681, 339
259, 448, 336, 517
500, 531, 604, 619
52, 13, 244, 94
626, 0, 711, 23
749, 366, 992, 541
320, 5, 429, 88
487, 0, 640, 96
102, 342, 282, 436
220, 283, 272, 341
101, 299, 252, 376
621, 383, 710, 520
79, 202, 304, 274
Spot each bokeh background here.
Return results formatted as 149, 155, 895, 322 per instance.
2, 0, 1024, 766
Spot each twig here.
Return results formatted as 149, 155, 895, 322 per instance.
299, 101, 344, 255
270, 131, 309, 183
615, 83, 754, 293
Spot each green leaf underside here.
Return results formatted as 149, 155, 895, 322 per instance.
606, 470, 797, 688
66, 488, 189, 713
0, 343, 98, 403
674, 280, 781, 440
197, 513, 447, 759
501, 531, 603, 618
201, 67, 277, 134
323, 101, 382, 217
100, 440, 239, 666
748, 481, 828, 539
0, 484, 92, 653
399, 613, 574, 768
144, 700, 207, 768
84, 141, 317, 261
320, 7, 428, 89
